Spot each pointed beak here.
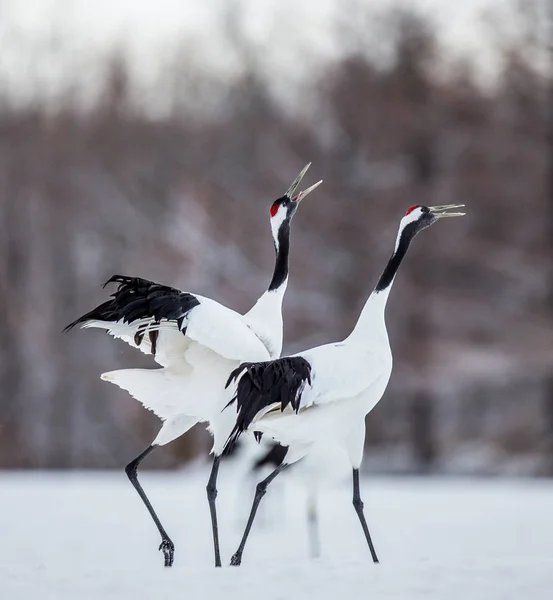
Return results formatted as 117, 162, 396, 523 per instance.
284, 163, 311, 199
429, 204, 466, 218
293, 179, 323, 203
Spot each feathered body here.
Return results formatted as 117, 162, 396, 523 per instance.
66, 164, 322, 567
225, 294, 393, 466
67, 274, 287, 449
224, 204, 465, 566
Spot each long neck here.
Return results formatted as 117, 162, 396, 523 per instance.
242, 220, 291, 358
348, 222, 417, 342
268, 221, 290, 292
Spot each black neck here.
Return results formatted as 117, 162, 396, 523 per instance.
374, 222, 418, 293
268, 221, 290, 291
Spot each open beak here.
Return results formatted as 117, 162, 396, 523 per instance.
293, 179, 323, 203
429, 204, 466, 218
285, 163, 312, 199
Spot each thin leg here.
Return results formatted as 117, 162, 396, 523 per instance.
307, 490, 321, 559
125, 444, 175, 567
352, 468, 379, 563
206, 455, 222, 567
230, 464, 287, 566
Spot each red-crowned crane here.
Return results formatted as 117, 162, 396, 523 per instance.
65, 164, 321, 567
223, 204, 465, 566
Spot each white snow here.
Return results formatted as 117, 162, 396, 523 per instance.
1, 464, 552, 600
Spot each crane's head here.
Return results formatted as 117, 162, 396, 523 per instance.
269, 163, 322, 235
375, 203, 466, 293
400, 204, 465, 236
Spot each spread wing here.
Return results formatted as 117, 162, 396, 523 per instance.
66, 275, 271, 368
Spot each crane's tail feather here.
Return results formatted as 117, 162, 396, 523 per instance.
101, 368, 191, 420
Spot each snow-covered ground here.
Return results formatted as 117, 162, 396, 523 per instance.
1, 463, 552, 600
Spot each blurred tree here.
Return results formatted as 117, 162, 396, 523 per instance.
0, 3, 550, 474
543, 0, 553, 474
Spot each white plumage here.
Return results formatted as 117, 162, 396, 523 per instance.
224, 204, 465, 566
100, 296, 275, 443
66, 164, 322, 568
235, 439, 350, 559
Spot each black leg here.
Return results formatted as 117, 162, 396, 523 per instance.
352, 468, 379, 563
230, 464, 287, 566
125, 444, 175, 567
206, 455, 222, 567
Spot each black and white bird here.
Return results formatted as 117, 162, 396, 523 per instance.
65, 164, 321, 568
223, 204, 465, 566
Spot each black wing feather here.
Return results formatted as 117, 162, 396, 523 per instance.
223, 356, 312, 453
64, 274, 200, 333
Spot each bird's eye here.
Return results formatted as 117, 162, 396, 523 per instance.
270, 202, 279, 217
405, 205, 419, 216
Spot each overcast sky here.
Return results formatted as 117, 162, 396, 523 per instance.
0, 0, 524, 107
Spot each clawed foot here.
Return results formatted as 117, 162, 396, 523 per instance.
229, 552, 242, 566
159, 538, 175, 567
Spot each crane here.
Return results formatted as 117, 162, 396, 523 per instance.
66, 164, 321, 567
223, 204, 465, 566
